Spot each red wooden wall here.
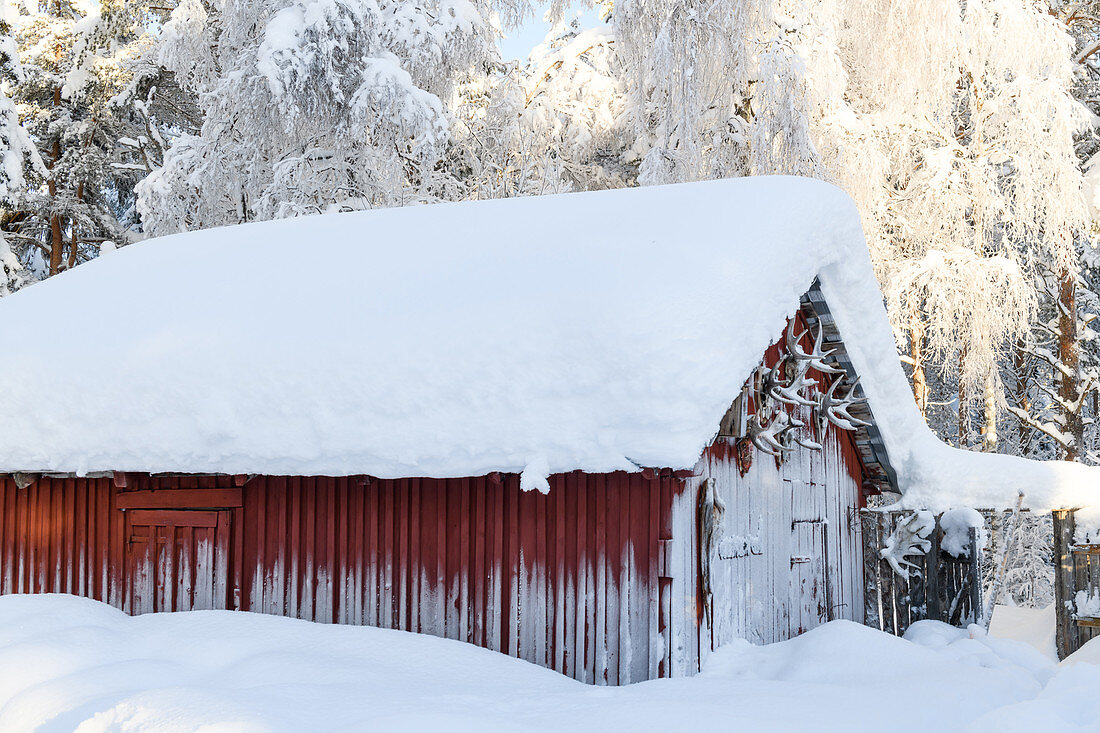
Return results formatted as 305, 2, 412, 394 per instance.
0, 477, 118, 605
0, 471, 676, 685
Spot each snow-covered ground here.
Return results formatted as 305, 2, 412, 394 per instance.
1, 596, 1098, 732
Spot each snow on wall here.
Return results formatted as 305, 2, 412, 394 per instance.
0, 176, 1096, 517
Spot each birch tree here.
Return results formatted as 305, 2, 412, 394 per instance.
137, 0, 500, 235
451, 11, 633, 198
789, 0, 1093, 452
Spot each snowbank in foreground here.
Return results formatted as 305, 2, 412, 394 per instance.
1063, 635, 1100, 668
988, 604, 1058, 661
0, 595, 1097, 733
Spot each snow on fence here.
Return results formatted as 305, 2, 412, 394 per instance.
861, 510, 983, 636
1053, 509, 1100, 659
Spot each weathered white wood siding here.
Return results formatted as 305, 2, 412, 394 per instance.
667, 419, 866, 672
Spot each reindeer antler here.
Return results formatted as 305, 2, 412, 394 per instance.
786, 319, 844, 374
748, 412, 795, 456
771, 357, 818, 407
816, 376, 872, 433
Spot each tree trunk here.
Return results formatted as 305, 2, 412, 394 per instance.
959, 349, 969, 448
911, 321, 928, 417
67, 181, 84, 270
1057, 272, 1082, 461
48, 84, 62, 277
982, 371, 997, 453
1014, 339, 1030, 447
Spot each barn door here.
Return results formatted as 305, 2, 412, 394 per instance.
789, 520, 828, 636
124, 509, 230, 614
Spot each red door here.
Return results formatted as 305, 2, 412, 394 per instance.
124, 509, 230, 614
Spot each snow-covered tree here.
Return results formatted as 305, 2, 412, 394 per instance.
611, 0, 818, 184
1003, 511, 1055, 607
450, 10, 633, 198
137, 0, 500, 234
1, 2, 47, 295
0, 3, 44, 200
784, 0, 1093, 453
5, 0, 155, 281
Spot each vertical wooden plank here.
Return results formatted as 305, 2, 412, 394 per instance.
255, 485, 268, 613
401, 478, 414, 633
589, 472, 603, 683
30, 480, 41, 593
603, 475, 619, 685
508, 473, 521, 655
436, 479, 448, 639
1053, 510, 1079, 659
303, 478, 316, 621
50, 480, 61, 593
576, 472, 591, 684
193, 525, 212, 611
550, 478, 565, 675
109, 484, 125, 610
401, 478, 415, 632
178, 525, 193, 611
648, 475, 660, 680
624, 474, 647, 682
335, 478, 347, 624
215, 510, 231, 609
60, 479, 72, 594
322, 477, 336, 623
381, 480, 394, 630
269, 476, 286, 615
415, 478, 430, 635
473, 477, 487, 648
0, 481, 9, 595
444, 478, 460, 641
967, 527, 982, 625
349, 478, 363, 625
490, 475, 504, 654
534, 483, 548, 667
368, 481, 381, 628
165, 523, 177, 611
618, 477, 635, 683
288, 477, 302, 619
459, 477, 471, 644
95, 480, 108, 603
559, 474, 573, 679
14, 481, 24, 594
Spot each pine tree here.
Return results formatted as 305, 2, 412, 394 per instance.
0, 2, 47, 294
5, 1, 156, 280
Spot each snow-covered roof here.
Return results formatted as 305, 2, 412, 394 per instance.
0, 177, 1097, 516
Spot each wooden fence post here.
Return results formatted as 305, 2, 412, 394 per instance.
926, 516, 942, 622
967, 527, 982, 625
1053, 509, 1079, 660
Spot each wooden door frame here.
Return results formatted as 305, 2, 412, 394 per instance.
121, 508, 232, 613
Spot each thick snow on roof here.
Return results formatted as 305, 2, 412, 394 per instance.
0, 177, 1096, 515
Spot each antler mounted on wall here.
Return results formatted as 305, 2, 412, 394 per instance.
742, 317, 871, 464
786, 319, 845, 375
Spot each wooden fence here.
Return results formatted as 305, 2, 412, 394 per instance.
861, 510, 982, 636
1053, 509, 1100, 659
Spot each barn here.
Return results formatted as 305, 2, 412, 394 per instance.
0, 177, 903, 684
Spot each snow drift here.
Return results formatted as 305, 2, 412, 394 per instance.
0, 177, 1096, 516
0, 594, 1097, 732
